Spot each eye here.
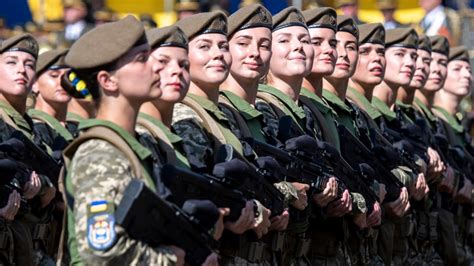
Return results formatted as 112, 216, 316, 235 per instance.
6, 60, 16, 65
198, 43, 210, 50
180, 60, 190, 71
359, 48, 368, 55
347, 44, 356, 51
311, 40, 321, 46
25, 63, 35, 70
260, 43, 271, 50
278, 38, 289, 43
137, 54, 149, 62
220, 43, 229, 51
301, 37, 310, 44
329, 40, 337, 48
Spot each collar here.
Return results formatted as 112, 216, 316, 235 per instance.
220, 90, 263, 120
28, 109, 74, 141
372, 96, 396, 121
0, 100, 32, 133
258, 84, 306, 120
299, 87, 331, 114
138, 113, 182, 144
66, 112, 85, 123
78, 119, 152, 160
432, 106, 464, 133
186, 93, 229, 121
322, 89, 352, 114
347, 87, 382, 120
414, 97, 437, 122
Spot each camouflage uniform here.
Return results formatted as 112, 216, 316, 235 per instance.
172, 94, 266, 264
65, 119, 178, 265
0, 99, 57, 266
219, 90, 298, 265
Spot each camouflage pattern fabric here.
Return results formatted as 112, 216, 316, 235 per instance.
69, 139, 177, 265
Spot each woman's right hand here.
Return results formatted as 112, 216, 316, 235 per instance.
313, 177, 338, 207
0, 191, 21, 221
290, 182, 309, 210
225, 201, 255, 234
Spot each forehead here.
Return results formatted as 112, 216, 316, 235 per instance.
273, 26, 309, 36
152, 46, 188, 57
336, 31, 357, 42
0, 50, 36, 62
191, 33, 228, 43
417, 49, 431, 58
448, 60, 471, 68
231, 27, 272, 40
386, 47, 416, 53
431, 52, 448, 61
359, 42, 384, 50
308, 27, 336, 38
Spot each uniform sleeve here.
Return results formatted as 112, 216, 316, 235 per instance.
70, 139, 177, 265
172, 103, 214, 171
255, 100, 280, 140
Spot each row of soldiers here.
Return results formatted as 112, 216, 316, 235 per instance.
0, 3, 472, 266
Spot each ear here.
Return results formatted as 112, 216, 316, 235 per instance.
31, 81, 39, 94
97, 70, 118, 93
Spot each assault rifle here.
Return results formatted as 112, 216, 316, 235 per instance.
338, 125, 404, 203
160, 164, 247, 222
116, 179, 219, 265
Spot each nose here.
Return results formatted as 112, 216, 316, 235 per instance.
292, 38, 303, 52
211, 45, 224, 60
249, 42, 260, 58
170, 61, 184, 76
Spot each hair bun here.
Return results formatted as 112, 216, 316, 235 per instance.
61, 70, 93, 100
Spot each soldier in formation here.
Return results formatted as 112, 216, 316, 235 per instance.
0, 4, 473, 266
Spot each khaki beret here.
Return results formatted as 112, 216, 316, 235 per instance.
335, 0, 357, 8
228, 4, 272, 37
417, 35, 431, 53
385, 27, 418, 49
176, 11, 227, 40
273, 7, 307, 32
358, 23, 385, 45
303, 7, 337, 31
429, 35, 449, 56
65, 15, 146, 70
146, 26, 188, 50
0, 33, 39, 59
175, 0, 199, 12
449, 46, 470, 62
376, 0, 397, 10
337, 15, 359, 39
36, 48, 68, 77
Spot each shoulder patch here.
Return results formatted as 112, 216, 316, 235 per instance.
87, 200, 117, 251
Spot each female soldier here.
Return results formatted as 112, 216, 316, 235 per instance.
30, 48, 74, 152
61, 16, 186, 265
0, 33, 56, 265
171, 11, 272, 264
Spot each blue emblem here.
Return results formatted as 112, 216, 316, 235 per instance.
87, 200, 117, 251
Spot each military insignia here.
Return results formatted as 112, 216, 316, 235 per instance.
87, 200, 117, 251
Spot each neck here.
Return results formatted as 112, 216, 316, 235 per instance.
373, 80, 398, 108
0, 94, 26, 115
139, 100, 175, 128
433, 89, 460, 115
349, 79, 376, 102
302, 74, 323, 97
34, 96, 68, 122
398, 86, 416, 105
415, 89, 435, 108
267, 75, 302, 102
189, 82, 220, 104
323, 77, 348, 100
67, 99, 95, 119
96, 100, 138, 135
220, 74, 259, 105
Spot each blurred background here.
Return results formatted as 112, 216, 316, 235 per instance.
1, 0, 474, 133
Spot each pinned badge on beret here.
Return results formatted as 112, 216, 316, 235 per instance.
87, 200, 117, 251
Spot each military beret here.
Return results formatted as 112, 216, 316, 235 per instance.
227, 4, 272, 37
449, 46, 470, 62
335, 0, 357, 8
385, 28, 418, 49
273, 7, 307, 32
176, 11, 227, 40
65, 15, 146, 70
358, 23, 385, 45
417, 35, 431, 53
0, 33, 39, 59
376, 0, 397, 10
337, 15, 359, 39
146, 26, 188, 50
303, 7, 337, 31
429, 35, 449, 56
36, 48, 68, 77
